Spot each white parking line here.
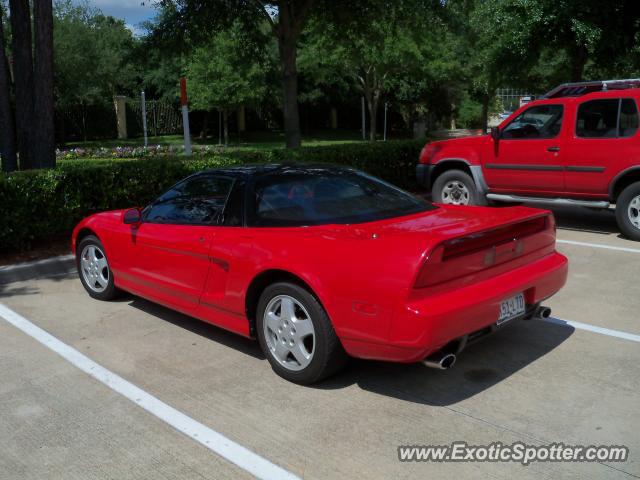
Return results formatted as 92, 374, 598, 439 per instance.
557, 239, 640, 254
0, 303, 300, 480
542, 316, 640, 343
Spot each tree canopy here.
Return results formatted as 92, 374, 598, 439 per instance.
2, 0, 640, 172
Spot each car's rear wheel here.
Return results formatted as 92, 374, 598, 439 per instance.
432, 170, 481, 206
76, 235, 120, 300
616, 181, 640, 241
256, 282, 347, 384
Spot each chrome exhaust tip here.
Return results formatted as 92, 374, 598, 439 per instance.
535, 306, 552, 319
422, 352, 457, 370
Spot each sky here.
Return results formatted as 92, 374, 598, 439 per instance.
85, 0, 156, 35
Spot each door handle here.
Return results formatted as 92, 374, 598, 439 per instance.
547, 146, 560, 152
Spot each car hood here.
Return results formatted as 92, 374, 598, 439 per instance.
429, 134, 488, 149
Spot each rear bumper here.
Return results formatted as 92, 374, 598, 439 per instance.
416, 163, 433, 188
340, 251, 568, 363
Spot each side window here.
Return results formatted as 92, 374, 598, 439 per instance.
619, 99, 639, 137
501, 105, 563, 139
145, 175, 234, 225
576, 99, 620, 138
576, 98, 639, 138
221, 180, 245, 226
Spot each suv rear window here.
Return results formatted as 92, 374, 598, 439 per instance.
576, 98, 638, 138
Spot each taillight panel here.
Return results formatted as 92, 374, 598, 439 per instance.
414, 214, 554, 289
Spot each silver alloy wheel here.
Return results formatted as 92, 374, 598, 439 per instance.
441, 181, 470, 205
629, 195, 640, 229
263, 295, 315, 371
80, 244, 110, 293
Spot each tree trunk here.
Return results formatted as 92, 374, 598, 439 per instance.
481, 93, 490, 134
367, 96, 378, 141
0, 6, 17, 172
273, 0, 315, 149
9, 0, 35, 169
200, 110, 209, 139
569, 45, 588, 82
33, 0, 56, 169
82, 104, 87, 143
223, 109, 229, 147
279, 40, 301, 148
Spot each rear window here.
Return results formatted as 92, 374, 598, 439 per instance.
576, 98, 638, 138
248, 169, 434, 227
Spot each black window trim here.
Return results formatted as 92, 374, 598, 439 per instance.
501, 104, 564, 140
142, 173, 237, 227
574, 97, 639, 139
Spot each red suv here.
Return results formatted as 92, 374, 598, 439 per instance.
417, 79, 640, 240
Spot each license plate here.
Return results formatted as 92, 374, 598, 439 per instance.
497, 293, 526, 325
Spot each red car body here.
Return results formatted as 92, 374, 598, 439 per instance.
71, 166, 567, 365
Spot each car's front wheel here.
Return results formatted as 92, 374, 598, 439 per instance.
432, 169, 482, 206
616, 181, 640, 241
76, 235, 120, 300
256, 282, 347, 384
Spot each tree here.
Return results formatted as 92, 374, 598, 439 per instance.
2, 0, 56, 169
33, 0, 55, 168
9, 0, 35, 168
54, 0, 137, 141
464, 0, 640, 131
0, 3, 16, 172
186, 22, 269, 145
306, 1, 443, 140
152, 0, 316, 148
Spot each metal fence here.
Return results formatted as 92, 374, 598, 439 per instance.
126, 98, 183, 137
496, 88, 537, 113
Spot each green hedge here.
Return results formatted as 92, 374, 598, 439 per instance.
0, 140, 424, 252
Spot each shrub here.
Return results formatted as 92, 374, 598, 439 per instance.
0, 140, 424, 252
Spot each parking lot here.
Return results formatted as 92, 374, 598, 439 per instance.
0, 205, 639, 480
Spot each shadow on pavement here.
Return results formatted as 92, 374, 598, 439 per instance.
0, 271, 75, 298
315, 319, 574, 406
128, 297, 265, 360
544, 205, 621, 236
124, 294, 573, 405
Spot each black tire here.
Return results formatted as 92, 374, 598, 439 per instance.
256, 282, 348, 385
76, 235, 120, 300
432, 169, 484, 206
615, 181, 640, 241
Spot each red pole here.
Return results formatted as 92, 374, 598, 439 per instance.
180, 77, 188, 106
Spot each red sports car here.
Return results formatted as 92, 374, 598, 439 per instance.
72, 165, 568, 384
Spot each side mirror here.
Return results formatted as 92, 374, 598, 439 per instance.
490, 126, 501, 141
123, 208, 142, 225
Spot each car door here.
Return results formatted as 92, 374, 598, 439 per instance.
484, 103, 566, 193
563, 97, 639, 195
121, 174, 235, 312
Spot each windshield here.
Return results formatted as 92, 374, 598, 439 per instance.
248, 168, 435, 227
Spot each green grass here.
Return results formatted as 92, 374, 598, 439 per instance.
62, 130, 370, 151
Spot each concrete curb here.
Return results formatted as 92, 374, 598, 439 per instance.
0, 255, 76, 285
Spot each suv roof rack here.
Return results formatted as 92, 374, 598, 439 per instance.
543, 79, 640, 99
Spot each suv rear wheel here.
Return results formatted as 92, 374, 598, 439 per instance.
616, 181, 640, 241
432, 170, 482, 206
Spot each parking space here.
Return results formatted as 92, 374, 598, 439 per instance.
1, 208, 639, 479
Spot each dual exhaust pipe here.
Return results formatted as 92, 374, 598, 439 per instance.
422, 305, 552, 370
